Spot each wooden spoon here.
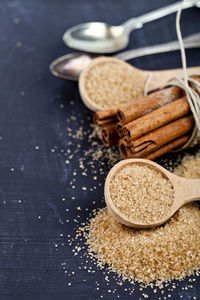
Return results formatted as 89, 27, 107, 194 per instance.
104, 158, 200, 228
79, 57, 200, 111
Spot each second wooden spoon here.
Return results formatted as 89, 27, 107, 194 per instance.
104, 158, 200, 228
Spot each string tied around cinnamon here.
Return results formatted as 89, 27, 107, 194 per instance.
166, 76, 200, 149
144, 0, 200, 150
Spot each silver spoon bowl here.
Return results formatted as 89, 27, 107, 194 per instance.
50, 33, 200, 81
50, 53, 96, 81
63, 0, 200, 53
63, 22, 127, 54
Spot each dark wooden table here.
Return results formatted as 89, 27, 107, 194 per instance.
0, 1, 200, 299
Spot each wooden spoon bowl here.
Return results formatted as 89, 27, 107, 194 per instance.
104, 158, 200, 228
79, 57, 200, 111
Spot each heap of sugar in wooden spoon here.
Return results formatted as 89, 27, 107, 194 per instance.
79, 57, 200, 111
104, 158, 200, 228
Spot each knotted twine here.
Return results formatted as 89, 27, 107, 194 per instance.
144, 0, 200, 150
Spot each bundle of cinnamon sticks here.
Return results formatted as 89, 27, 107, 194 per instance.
93, 79, 199, 160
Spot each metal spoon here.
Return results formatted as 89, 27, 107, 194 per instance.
50, 33, 200, 81
63, 0, 200, 53
104, 159, 200, 229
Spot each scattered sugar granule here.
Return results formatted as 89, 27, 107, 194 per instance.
13, 18, 20, 24
16, 41, 22, 47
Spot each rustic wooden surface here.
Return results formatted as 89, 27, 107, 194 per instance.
0, 0, 200, 299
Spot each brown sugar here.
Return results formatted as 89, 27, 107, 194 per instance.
83, 59, 145, 110
85, 203, 200, 284
109, 164, 174, 224
80, 151, 200, 284
174, 151, 200, 179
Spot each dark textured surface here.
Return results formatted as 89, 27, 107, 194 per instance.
0, 1, 200, 299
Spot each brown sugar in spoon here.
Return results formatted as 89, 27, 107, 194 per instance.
79, 57, 200, 111
104, 158, 200, 228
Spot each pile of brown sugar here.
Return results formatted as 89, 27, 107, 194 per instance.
85, 204, 200, 284
174, 151, 200, 178
81, 151, 200, 284
83, 58, 145, 109
109, 164, 174, 224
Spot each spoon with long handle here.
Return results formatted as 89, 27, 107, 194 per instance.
50, 33, 200, 81
63, 0, 200, 53
79, 56, 200, 111
105, 158, 200, 229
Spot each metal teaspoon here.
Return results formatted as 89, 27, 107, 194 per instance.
62, 0, 200, 53
50, 33, 200, 81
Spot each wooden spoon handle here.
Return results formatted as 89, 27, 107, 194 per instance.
148, 66, 200, 91
172, 176, 200, 207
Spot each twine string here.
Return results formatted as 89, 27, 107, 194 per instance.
144, 0, 200, 148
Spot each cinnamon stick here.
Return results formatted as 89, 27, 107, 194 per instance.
117, 86, 183, 124
119, 134, 190, 160
101, 123, 119, 147
118, 138, 133, 159
128, 115, 194, 157
142, 135, 190, 160
93, 108, 117, 125
123, 96, 190, 140
116, 122, 124, 137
